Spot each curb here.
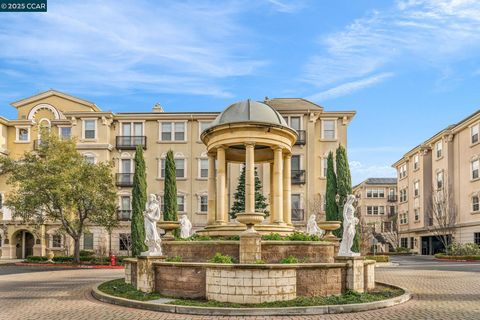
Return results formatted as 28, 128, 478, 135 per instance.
434, 258, 480, 263
92, 281, 411, 316
16, 262, 124, 269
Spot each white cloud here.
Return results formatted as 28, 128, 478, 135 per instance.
306, 72, 393, 101
303, 0, 480, 96
0, 0, 265, 97
349, 161, 397, 185
266, 0, 306, 13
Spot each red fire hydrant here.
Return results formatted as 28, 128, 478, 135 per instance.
110, 254, 116, 266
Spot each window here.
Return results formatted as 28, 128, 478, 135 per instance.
17, 127, 30, 142
121, 159, 132, 173
413, 154, 419, 170
366, 188, 385, 198
119, 196, 131, 220
200, 195, 208, 213
161, 158, 186, 178
414, 181, 419, 197
119, 233, 131, 251
177, 195, 185, 212
414, 208, 420, 221
366, 206, 385, 215
160, 122, 186, 141
400, 213, 408, 225
84, 154, 96, 164
199, 159, 208, 178
410, 237, 415, 249
161, 122, 172, 141
436, 141, 443, 159
175, 122, 185, 141
472, 159, 479, 180
84, 120, 96, 139
291, 155, 301, 171
474, 232, 480, 245
83, 233, 93, 250
121, 122, 143, 136
52, 234, 62, 248
399, 163, 408, 179
291, 194, 303, 221
322, 119, 336, 139
59, 127, 71, 139
389, 206, 396, 215
290, 117, 301, 131
199, 121, 211, 138
400, 189, 407, 202
0, 193, 3, 209
472, 124, 479, 144
436, 171, 444, 189
400, 237, 408, 248
472, 195, 479, 212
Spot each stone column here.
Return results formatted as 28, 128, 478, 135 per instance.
207, 153, 216, 225
269, 162, 274, 224
283, 153, 292, 225
273, 147, 284, 224
245, 143, 255, 214
216, 146, 226, 225
335, 256, 365, 293
136, 256, 165, 293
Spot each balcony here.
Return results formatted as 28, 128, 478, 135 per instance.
294, 130, 306, 145
116, 173, 134, 187
117, 209, 132, 221
387, 195, 398, 202
116, 136, 147, 150
291, 170, 305, 184
291, 208, 305, 221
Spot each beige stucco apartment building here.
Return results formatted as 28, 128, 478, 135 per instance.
0, 90, 355, 259
353, 178, 397, 253
393, 110, 480, 254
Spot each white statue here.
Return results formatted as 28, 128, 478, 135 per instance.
306, 214, 324, 237
141, 194, 163, 256
338, 194, 360, 257
179, 214, 192, 239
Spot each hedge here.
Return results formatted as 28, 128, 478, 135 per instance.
365, 255, 390, 263
434, 253, 480, 261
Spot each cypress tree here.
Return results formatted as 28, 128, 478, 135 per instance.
163, 150, 178, 223
325, 151, 339, 235
336, 144, 359, 252
131, 145, 147, 256
229, 165, 269, 220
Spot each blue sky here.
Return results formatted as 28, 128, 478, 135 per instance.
0, 0, 479, 184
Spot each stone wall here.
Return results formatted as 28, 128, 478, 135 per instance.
163, 241, 239, 262
296, 265, 346, 296
162, 240, 336, 263
206, 266, 296, 304
364, 260, 375, 291
154, 263, 206, 299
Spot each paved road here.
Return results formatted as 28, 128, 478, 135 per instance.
0, 256, 479, 320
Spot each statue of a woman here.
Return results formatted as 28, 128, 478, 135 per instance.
306, 214, 324, 237
338, 194, 360, 256
141, 194, 163, 256
179, 215, 192, 239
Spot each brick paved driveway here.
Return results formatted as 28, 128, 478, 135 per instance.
0, 260, 479, 320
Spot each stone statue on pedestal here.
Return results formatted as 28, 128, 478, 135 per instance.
338, 194, 360, 257
179, 214, 192, 238
141, 194, 163, 256
306, 214, 324, 237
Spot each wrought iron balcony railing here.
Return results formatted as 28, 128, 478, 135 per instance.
387, 195, 398, 202
291, 170, 306, 184
116, 136, 147, 150
294, 130, 306, 145
116, 173, 134, 187
117, 209, 132, 221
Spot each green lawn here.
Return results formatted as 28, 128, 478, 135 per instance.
99, 279, 403, 308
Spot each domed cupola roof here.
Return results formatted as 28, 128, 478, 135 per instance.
208, 99, 289, 130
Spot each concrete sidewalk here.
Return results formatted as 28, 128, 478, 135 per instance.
0, 259, 24, 265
